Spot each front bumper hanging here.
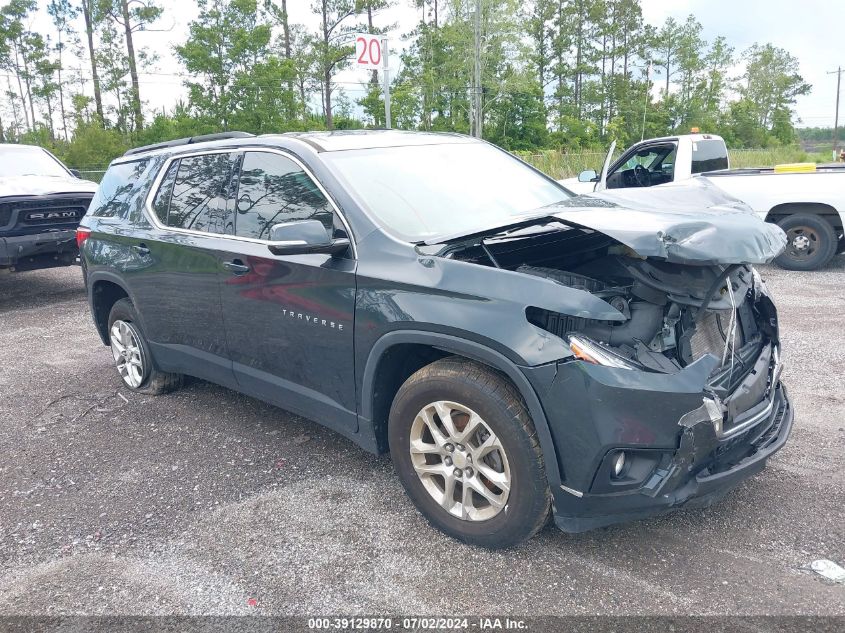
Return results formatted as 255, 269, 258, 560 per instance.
524, 341, 793, 533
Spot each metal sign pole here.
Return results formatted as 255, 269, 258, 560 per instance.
832, 66, 842, 160
382, 38, 391, 129
641, 62, 651, 142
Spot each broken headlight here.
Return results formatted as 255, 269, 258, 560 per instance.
568, 335, 640, 370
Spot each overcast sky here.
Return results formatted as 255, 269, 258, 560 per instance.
25, 0, 844, 128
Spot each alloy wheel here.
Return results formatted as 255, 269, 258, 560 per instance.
409, 400, 511, 521
110, 320, 145, 388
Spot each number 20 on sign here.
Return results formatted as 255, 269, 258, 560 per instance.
355, 34, 383, 67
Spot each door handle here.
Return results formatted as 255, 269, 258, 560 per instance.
132, 244, 150, 256
223, 259, 250, 275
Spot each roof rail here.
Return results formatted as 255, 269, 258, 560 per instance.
123, 131, 255, 157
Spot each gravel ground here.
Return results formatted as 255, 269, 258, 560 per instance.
0, 261, 843, 616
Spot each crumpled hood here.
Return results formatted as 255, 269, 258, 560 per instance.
550, 178, 787, 265
0, 175, 98, 197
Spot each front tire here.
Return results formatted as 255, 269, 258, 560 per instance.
388, 357, 551, 548
107, 298, 183, 394
774, 213, 838, 271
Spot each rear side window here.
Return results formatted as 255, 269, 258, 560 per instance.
234, 151, 334, 240
692, 140, 729, 173
89, 159, 149, 218
165, 153, 237, 234
151, 161, 178, 223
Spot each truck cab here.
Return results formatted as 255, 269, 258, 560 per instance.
563, 134, 729, 195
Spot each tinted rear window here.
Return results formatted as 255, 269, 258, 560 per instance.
89, 159, 150, 218
692, 139, 729, 174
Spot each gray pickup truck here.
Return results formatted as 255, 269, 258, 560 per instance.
0, 144, 98, 272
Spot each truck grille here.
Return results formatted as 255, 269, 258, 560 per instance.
0, 196, 93, 231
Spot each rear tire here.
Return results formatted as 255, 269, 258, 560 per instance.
107, 298, 183, 395
388, 357, 551, 549
774, 213, 837, 271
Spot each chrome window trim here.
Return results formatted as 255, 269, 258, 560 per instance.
141, 146, 357, 259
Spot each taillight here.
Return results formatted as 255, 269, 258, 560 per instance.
76, 226, 92, 248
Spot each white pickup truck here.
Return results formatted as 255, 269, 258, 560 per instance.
561, 134, 845, 270
0, 144, 97, 272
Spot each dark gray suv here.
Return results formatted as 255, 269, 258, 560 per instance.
78, 130, 793, 548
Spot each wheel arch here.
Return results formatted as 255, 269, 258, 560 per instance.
88, 272, 134, 345
359, 330, 563, 489
765, 202, 844, 232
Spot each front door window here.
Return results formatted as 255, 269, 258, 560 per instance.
607, 144, 677, 189
234, 152, 335, 240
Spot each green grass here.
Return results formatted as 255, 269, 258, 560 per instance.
728, 148, 831, 169
516, 147, 834, 179
515, 150, 607, 180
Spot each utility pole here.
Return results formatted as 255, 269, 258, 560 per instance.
828, 67, 843, 160
471, 0, 482, 138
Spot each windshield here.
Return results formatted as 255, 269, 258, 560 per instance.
322, 142, 571, 241
0, 146, 70, 178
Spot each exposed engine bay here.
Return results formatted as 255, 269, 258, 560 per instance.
439, 222, 779, 396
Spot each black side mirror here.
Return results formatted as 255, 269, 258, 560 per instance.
267, 220, 350, 256
69, 169, 82, 179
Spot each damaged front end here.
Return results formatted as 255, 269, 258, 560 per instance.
434, 214, 793, 532
523, 257, 784, 427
